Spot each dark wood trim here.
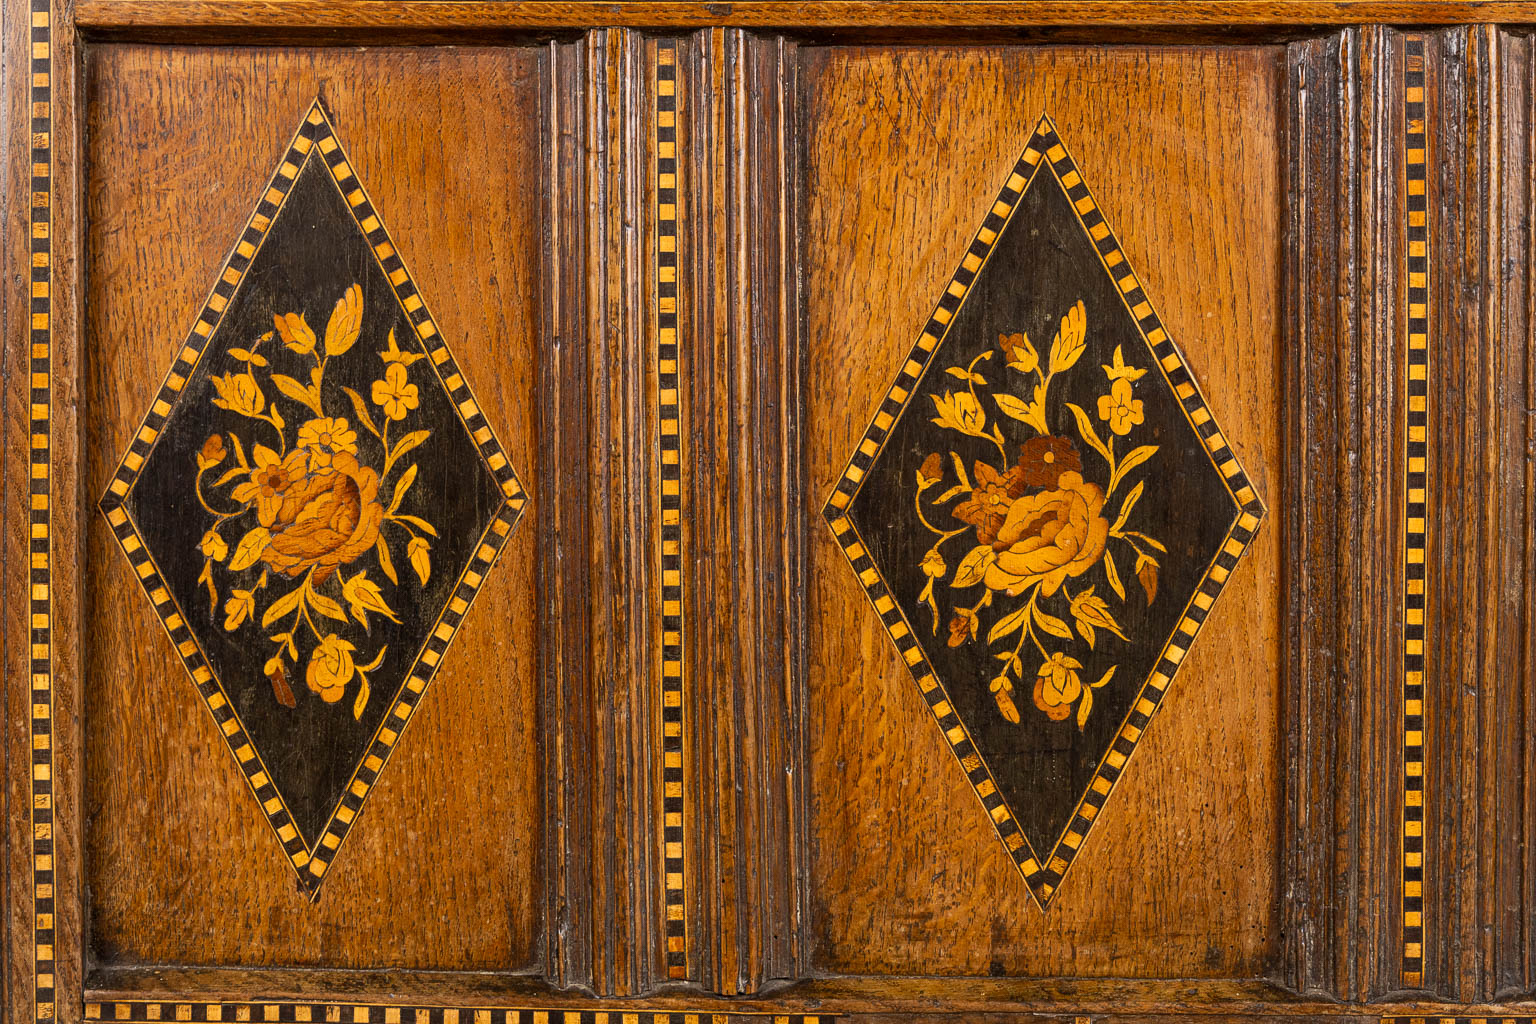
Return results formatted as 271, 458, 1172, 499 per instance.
69, 1, 1536, 31
1279, 24, 1406, 1002
675, 27, 809, 995
1419, 23, 1536, 1004
536, 28, 668, 997
1501, 29, 1536, 1005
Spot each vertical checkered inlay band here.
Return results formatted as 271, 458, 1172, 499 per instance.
1401, 33, 1428, 991
655, 38, 687, 980
28, 0, 56, 1020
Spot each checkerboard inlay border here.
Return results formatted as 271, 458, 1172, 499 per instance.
654, 38, 689, 981
95, 100, 528, 900
28, 0, 57, 1020
821, 114, 1265, 908
1401, 33, 1429, 992
85, 1004, 831, 1024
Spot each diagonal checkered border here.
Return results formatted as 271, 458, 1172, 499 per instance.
95, 99, 528, 900
28, 0, 58, 1020
653, 38, 689, 982
86, 1004, 833, 1023
821, 113, 1265, 908
1401, 33, 1429, 992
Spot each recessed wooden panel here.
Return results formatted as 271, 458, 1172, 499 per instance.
82, 45, 542, 969
823, 112, 1265, 909
805, 45, 1283, 976
97, 100, 527, 901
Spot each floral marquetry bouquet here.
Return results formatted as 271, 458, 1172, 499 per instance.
191, 283, 440, 718
915, 300, 1167, 729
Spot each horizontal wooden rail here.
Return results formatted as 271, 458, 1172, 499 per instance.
72, 0, 1536, 32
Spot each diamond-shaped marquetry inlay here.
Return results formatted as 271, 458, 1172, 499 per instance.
98, 101, 527, 898
824, 115, 1265, 907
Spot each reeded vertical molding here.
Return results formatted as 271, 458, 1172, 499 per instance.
1513, 29, 1536, 1005
1418, 24, 1534, 1004
538, 29, 665, 996
1280, 26, 1403, 1001
1489, 26, 1535, 1005
675, 28, 807, 995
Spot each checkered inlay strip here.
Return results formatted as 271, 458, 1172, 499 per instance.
29, 0, 57, 1021
654, 38, 688, 981
85, 1005, 832, 1023
1401, 33, 1429, 992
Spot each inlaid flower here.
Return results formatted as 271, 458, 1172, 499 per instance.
198, 434, 226, 471
1016, 435, 1081, 489
273, 311, 318, 355
210, 371, 264, 418
952, 461, 1028, 545
297, 416, 359, 470
306, 634, 356, 703
231, 445, 306, 527
1097, 378, 1144, 436
930, 390, 985, 435
200, 528, 228, 562
1032, 651, 1084, 722
261, 451, 383, 584
982, 471, 1109, 598
947, 607, 979, 647
372, 362, 420, 421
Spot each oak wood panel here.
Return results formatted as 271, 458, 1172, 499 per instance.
81, 44, 542, 970
803, 44, 1284, 977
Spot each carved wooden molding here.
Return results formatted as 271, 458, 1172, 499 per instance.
672, 27, 808, 996
537, 28, 669, 996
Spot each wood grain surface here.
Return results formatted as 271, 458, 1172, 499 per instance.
803, 44, 1284, 977
673, 28, 810, 995
1278, 27, 1408, 1001
81, 45, 542, 970
70, 1, 1536, 32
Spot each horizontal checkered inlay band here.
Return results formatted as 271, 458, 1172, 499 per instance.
85, 1006, 832, 1024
